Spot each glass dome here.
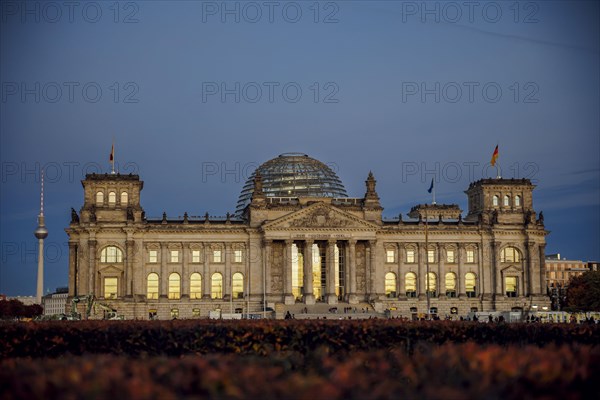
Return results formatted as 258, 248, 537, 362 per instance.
236, 153, 347, 214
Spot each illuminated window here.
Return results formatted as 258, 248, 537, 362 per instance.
149, 250, 158, 263
515, 195, 521, 207
501, 247, 521, 263
427, 249, 435, 263
386, 250, 395, 263
426, 272, 437, 297
492, 195, 499, 206
108, 191, 116, 205
213, 250, 222, 263
168, 273, 181, 300
385, 272, 396, 297
503, 195, 510, 206
234, 249, 243, 263
104, 277, 118, 299
445, 272, 456, 297
170, 309, 179, 319
190, 273, 202, 299
466, 249, 475, 263
192, 250, 201, 263
465, 272, 477, 297
192, 308, 201, 318
505, 276, 518, 297
406, 249, 415, 263
147, 273, 159, 299
405, 272, 417, 297
96, 191, 104, 205
120, 191, 128, 205
211, 273, 223, 299
100, 246, 123, 263
170, 250, 179, 263
446, 250, 455, 263
232, 272, 244, 299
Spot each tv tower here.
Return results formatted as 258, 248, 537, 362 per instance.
34, 170, 48, 304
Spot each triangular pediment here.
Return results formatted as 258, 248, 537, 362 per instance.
263, 202, 378, 230
98, 265, 124, 274
501, 264, 522, 274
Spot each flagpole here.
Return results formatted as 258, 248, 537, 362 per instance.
432, 182, 436, 205
111, 137, 115, 175
425, 206, 430, 319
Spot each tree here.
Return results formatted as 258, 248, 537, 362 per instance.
565, 271, 600, 311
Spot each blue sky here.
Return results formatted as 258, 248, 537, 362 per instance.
1, 1, 598, 296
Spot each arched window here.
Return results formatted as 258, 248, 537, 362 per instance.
385, 272, 397, 297
168, 273, 180, 300
492, 195, 499, 207
514, 195, 521, 207
147, 273, 159, 299
505, 276, 518, 297
232, 272, 244, 299
503, 195, 510, 206
465, 272, 477, 298
445, 272, 456, 298
501, 247, 521, 263
120, 191, 128, 205
405, 272, 417, 298
108, 191, 116, 206
211, 273, 223, 299
190, 273, 202, 299
426, 272, 437, 297
96, 191, 104, 206
100, 246, 123, 263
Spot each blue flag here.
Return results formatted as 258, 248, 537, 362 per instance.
427, 178, 434, 193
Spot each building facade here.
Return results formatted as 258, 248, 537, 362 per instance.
42, 287, 69, 316
66, 154, 549, 319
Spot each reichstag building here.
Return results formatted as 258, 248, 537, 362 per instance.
66, 153, 549, 319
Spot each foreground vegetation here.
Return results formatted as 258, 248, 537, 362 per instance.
1, 320, 599, 399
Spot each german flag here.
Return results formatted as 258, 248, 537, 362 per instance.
490, 145, 499, 166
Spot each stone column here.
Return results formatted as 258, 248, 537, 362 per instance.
326, 239, 337, 304
284, 240, 295, 305
182, 243, 190, 299
68, 243, 77, 296
263, 240, 272, 300
347, 239, 357, 304
126, 239, 135, 297
397, 243, 405, 298
418, 242, 425, 300
224, 243, 231, 300
88, 239, 97, 296
303, 240, 315, 305
438, 246, 444, 297
203, 244, 211, 299
457, 243, 464, 296
160, 243, 168, 298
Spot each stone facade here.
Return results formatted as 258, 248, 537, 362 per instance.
66, 169, 549, 320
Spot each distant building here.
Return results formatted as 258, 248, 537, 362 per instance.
545, 254, 595, 288
7, 296, 37, 306
66, 153, 550, 319
42, 287, 69, 316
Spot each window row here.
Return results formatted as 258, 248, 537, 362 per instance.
148, 249, 244, 264
146, 272, 244, 300
385, 248, 477, 264
96, 246, 246, 264
96, 191, 128, 206
383, 272, 519, 298
492, 194, 522, 207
